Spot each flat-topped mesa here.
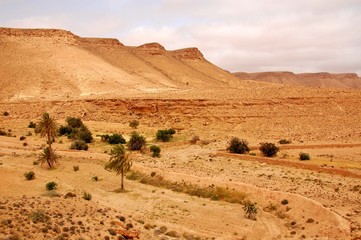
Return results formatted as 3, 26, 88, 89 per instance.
78, 37, 124, 47
0, 27, 78, 41
171, 47, 205, 61
251, 71, 297, 79
136, 42, 166, 55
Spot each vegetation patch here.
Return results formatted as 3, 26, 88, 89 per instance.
156, 128, 176, 142
126, 171, 248, 204
59, 117, 93, 143
127, 131, 146, 150
259, 142, 279, 157
299, 152, 310, 161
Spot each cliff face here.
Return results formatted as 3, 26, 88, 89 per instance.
234, 71, 361, 89
0, 27, 236, 101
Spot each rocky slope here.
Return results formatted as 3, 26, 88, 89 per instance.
0, 27, 240, 101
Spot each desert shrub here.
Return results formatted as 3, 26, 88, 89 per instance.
299, 152, 310, 161
83, 191, 92, 201
92, 176, 99, 181
3, 111, 9, 116
45, 181, 57, 191
259, 142, 279, 157
243, 202, 258, 220
279, 139, 292, 144
28, 121, 37, 128
156, 129, 176, 142
66, 117, 83, 128
19, 136, 26, 141
281, 199, 289, 205
0, 130, 6, 136
23, 142, 28, 146
150, 145, 161, 157
70, 140, 88, 151
33, 160, 39, 165
73, 165, 79, 171
129, 120, 139, 129
59, 117, 93, 143
30, 210, 49, 223
75, 126, 93, 143
127, 131, 146, 150
58, 125, 73, 136
24, 171, 35, 180
100, 134, 110, 142
190, 135, 200, 144
108, 133, 126, 144
227, 137, 250, 154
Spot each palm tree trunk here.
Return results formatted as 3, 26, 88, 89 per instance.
47, 128, 52, 168
121, 169, 124, 190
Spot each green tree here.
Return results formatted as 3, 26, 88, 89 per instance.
105, 145, 132, 190
127, 131, 146, 150
36, 113, 58, 168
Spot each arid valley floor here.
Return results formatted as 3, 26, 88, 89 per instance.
1, 28, 361, 240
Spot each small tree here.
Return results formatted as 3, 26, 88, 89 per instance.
227, 137, 250, 154
127, 131, 146, 150
105, 145, 132, 190
259, 142, 279, 157
129, 120, 139, 129
38, 147, 58, 167
36, 113, 58, 168
150, 145, 161, 157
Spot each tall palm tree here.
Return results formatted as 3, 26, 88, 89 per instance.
105, 145, 132, 190
36, 112, 58, 168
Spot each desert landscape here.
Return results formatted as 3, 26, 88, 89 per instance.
1, 27, 361, 240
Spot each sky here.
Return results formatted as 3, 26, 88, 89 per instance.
1, 0, 360, 75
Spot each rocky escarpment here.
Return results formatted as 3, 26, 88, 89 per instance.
171, 47, 205, 61
234, 71, 361, 89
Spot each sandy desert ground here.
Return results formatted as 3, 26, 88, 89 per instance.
1, 27, 361, 240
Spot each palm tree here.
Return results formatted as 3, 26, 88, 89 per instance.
36, 112, 58, 168
105, 145, 132, 190
38, 146, 58, 168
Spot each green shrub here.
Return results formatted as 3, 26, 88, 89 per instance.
24, 171, 35, 180
73, 165, 79, 171
129, 120, 139, 129
58, 125, 73, 136
279, 139, 292, 144
150, 145, 161, 157
76, 126, 93, 143
83, 191, 92, 201
127, 131, 146, 150
66, 117, 83, 128
45, 181, 57, 191
259, 142, 279, 157
70, 140, 88, 151
299, 152, 310, 161
156, 129, 176, 142
227, 137, 250, 154
108, 133, 126, 144
243, 202, 257, 220
28, 121, 37, 128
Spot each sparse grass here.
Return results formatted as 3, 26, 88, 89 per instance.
279, 139, 292, 144
243, 201, 257, 220
126, 170, 248, 204
29, 210, 49, 223
83, 191, 92, 201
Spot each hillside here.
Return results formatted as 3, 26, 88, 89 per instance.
0, 27, 240, 101
234, 71, 361, 89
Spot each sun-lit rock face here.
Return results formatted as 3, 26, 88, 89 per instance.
171, 47, 205, 61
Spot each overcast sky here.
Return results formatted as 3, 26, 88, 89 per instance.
1, 0, 360, 75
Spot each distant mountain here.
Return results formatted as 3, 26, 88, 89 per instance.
0, 27, 239, 101
233, 71, 361, 89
